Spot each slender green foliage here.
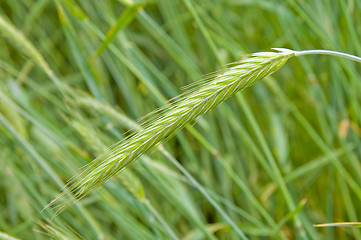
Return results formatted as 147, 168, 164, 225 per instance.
1, 1, 361, 239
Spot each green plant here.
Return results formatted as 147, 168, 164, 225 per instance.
47, 49, 294, 213
45, 47, 361, 239
1, 1, 361, 239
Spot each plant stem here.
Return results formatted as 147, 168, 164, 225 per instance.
294, 50, 361, 63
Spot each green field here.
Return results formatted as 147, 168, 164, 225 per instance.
0, 1, 361, 239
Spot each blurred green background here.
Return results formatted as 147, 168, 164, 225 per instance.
0, 0, 360, 239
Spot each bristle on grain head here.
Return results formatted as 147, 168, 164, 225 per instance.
46, 49, 295, 214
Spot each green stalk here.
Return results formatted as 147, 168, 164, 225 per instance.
294, 50, 361, 63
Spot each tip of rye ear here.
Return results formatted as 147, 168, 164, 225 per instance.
271, 48, 295, 54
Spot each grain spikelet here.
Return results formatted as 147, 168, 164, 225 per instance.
47, 48, 295, 214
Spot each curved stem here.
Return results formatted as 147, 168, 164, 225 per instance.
294, 49, 361, 63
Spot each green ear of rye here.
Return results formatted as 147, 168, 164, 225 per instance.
46, 48, 295, 213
